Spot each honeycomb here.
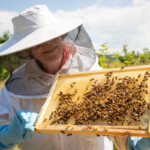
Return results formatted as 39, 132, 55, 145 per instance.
35, 67, 150, 137
35, 66, 150, 137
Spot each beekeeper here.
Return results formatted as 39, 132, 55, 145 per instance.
0, 5, 113, 150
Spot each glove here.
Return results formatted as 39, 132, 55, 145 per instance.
0, 110, 38, 149
128, 136, 150, 150
115, 136, 150, 150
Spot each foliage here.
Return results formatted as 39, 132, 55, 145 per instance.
0, 55, 26, 73
95, 43, 150, 69
139, 48, 150, 64
0, 31, 11, 44
118, 44, 136, 66
0, 32, 11, 81
111, 51, 122, 68
96, 43, 110, 68
0, 67, 10, 81
0, 31, 25, 80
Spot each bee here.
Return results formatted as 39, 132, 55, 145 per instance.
75, 88, 78, 93
67, 133, 72, 136
94, 80, 98, 84
87, 125, 92, 129
49, 116, 52, 120
82, 126, 88, 131
60, 131, 65, 134
57, 91, 63, 96
93, 127, 98, 131
138, 126, 142, 129
43, 118, 47, 122
135, 79, 138, 82
67, 124, 71, 128
121, 66, 125, 70
90, 78, 94, 81
72, 82, 76, 84
104, 127, 108, 132
70, 84, 73, 88
127, 121, 131, 125
138, 74, 141, 78
145, 90, 148, 94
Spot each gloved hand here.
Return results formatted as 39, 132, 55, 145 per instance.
0, 110, 38, 149
114, 136, 150, 150
128, 136, 150, 150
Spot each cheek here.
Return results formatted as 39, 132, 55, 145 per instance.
56, 41, 63, 54
58, 45, 63, 54
31, 49, 41, 60
55, 38, 63, 47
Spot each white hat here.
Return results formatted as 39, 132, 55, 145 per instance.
0, 5, 83, 56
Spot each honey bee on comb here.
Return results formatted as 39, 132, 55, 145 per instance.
121, 66, 125, 70
47, 70, 150, 128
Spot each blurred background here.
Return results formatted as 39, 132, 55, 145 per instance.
0, 1, 150, 149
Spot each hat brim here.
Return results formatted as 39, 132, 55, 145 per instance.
0, 18, 83, 56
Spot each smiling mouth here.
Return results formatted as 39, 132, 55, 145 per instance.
44, 46, 57, 53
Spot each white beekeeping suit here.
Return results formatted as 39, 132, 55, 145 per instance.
0, 5, 113, 150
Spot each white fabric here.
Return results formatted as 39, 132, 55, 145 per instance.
0, 60, 113, 150
0, 5, 83, 56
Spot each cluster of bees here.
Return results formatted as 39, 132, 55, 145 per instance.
46, 70, 150, 126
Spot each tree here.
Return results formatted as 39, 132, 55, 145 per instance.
139, 48, 150, 64
96, 43, 110, 68
0, 67, 10, 81
118, 44, 136, 66
111, 51, 122, 68
0, 31, 11, 80
0, 31, 11, 44
0, 31, 25, 74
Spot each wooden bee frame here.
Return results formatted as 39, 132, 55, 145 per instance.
35, 65, 150, 137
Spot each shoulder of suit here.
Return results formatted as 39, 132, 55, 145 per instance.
5, 63, 27, 90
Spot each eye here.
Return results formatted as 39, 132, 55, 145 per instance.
36, 45, 42, 48
32, 44, 43, 49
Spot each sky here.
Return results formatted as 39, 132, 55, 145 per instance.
0, 0, 150, 54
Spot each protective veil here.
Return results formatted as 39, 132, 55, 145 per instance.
0, 25, 113, 150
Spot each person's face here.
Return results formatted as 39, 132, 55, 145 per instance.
31, 37, 63, 64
